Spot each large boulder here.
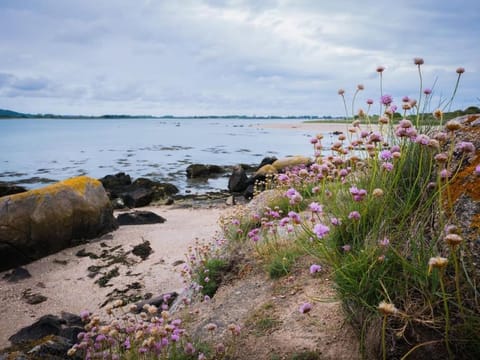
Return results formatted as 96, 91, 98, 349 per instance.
0, 176, 118, 271
272, 156, 312, 171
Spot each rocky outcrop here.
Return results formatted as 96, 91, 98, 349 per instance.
186, 164, 226, 178
228, 165, 249, 193
271, 155, 312, 171
99, 173, 179, 208
0, 176, 117, 271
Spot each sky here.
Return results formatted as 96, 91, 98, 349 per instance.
0, 0, 479, 117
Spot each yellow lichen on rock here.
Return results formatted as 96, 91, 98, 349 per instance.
272, 156, 311, 171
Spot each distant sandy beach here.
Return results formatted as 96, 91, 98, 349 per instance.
0, 205, 224, 349
257, 121, 351, 133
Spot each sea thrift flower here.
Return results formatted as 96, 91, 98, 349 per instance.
331, 217, 341, 226
456, 141, 475, 153
445, 120, 461, 131
338, 88, 345, 95
475, 165, 480, 176
402, 96, 410, 102
80, 310, 90, 322
348, 211, 361, 220
456, 67, 465, 74
379, 237, 390, 247
366, 98, 374, 105
288, 211, 302, 224
376, 65, 385, 73
380, 150, 393, 161
342, 244, 351, 252
299, 302, 312, 314
309, 264, 322, 274
433, 109, 443, 119
423, 88, 432, 95
380, 94, 393, 106
309, 202, 323, 213
313, 223, 330, 239
382, 162, 394, 172
206, 323, 218, 332
440, 169, 451, 179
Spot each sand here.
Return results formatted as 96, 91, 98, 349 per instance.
0, 205, 224, 349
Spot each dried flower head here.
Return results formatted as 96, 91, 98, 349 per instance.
357, 84, 364, 91
428, 256, 448, 274
378, 301, 398, 316
376, 66, 385, 73
372, 188, 384, 197
433, 109, 443, 120
445, 120, 461, 131
413, 57, 424, 65
445, 233, 463, 248
456, 67, 465, 74
338, 88, 345, 96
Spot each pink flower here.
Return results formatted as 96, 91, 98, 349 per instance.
313, 223, 330, 239
366, 98, 374, 105
348, 211, 361, 220
342, 244, 351, 252
475, 165, 480, 176
380, 94, 393, 106
309, 264, 322, 274
379, 237, 390, 247
80, 310, 90, 321
288, 211, 302, 224
309, 202, 323, 213
380, 150, 393, 161
299, 302, 312, 314
376, 66, 385, 73
423, 88, 432, 95
331, 217, 341, 226
414, 57, 424, 65
456, 141, 475, 153
382, 162, 394, 172
310, 137, 318, 144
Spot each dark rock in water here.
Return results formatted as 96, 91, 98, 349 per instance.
256, 156, 278, 170
0, 176, 118, 272
8, 315, 65, 345
122, 187, 154, 208
132, 241, 153, 260
132, 178, 179, 198
117, 211, 166, 226
228, 164, 248, 193
99, 172, 132, 198
186, 164, 226, 178
3, 267, 31, 282
0, 183, 27, 197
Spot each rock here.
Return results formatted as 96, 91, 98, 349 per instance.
116, 210, 166, 225
132, 241, 153, 260
272, 156, 312, 171
100, 173, 179, 208
99, 172, 132, 198
121, 187, 154, 208
0, 183, 27, 197
8, 315, 65, 345
254, 164, 278, 177
0, 176, 118, 272
256, 156, 278, 170
228, 165, 249, 193
22, 289, 47, 305
133, 292, 178, 313
186, 164, 226, 178
2, 267, 31, 282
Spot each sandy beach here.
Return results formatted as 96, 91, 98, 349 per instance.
0, 205, 224, 349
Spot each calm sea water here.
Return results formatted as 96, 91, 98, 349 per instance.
0, 118, 331, 193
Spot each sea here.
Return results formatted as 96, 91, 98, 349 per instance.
0, 118, 334, 194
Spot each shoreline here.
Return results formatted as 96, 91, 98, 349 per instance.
0, 205, 224, 349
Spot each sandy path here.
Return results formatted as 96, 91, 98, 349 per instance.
0, 206, 223, 349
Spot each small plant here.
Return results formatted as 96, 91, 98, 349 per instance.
196, 258, 229, 297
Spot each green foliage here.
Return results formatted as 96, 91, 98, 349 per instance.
197, 258, 229, 297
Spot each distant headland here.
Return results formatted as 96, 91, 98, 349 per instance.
0, 108, 340, 120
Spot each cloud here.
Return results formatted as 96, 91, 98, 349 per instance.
0, 0, 478, 115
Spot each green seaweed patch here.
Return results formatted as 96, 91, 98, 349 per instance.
95, 267, 120, 287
